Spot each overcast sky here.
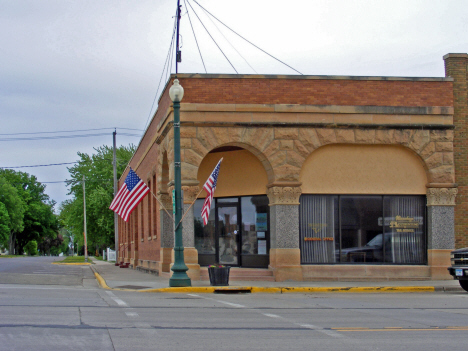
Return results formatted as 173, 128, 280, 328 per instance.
1, 0, 467, 209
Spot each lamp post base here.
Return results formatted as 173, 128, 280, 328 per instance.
169, 272, 192, 287
169, 246, 192, 287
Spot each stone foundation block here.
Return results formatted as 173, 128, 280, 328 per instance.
428, 249, 452, 280
269, 248, 303, 281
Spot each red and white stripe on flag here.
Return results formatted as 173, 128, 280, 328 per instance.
109, 168, 150, 222
201, 159, 222, 225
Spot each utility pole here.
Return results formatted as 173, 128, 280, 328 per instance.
113, 130, 118, 262
83, 175, 88, 262
175, 0, 182, 74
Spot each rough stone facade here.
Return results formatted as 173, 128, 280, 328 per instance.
115, 58, 466, 281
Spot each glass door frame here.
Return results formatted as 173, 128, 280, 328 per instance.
215, 200, 241, 267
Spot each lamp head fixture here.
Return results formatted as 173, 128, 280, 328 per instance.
169, 78, 184, 102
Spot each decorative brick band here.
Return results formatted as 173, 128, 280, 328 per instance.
427, 187, 458, 206
267, 186, 302, 206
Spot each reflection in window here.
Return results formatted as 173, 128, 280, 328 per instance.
340, 196, 382, 263
218, 206, 238, 265
299, 195, 338, 263
194, 200, 215, 254
300, 195, 426, 265
241, 196, 269, 255
384, 196, 426, 264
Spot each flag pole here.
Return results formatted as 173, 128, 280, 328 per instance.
175, 187, 205, 230
148, 190, 175, 223
176, 157, 223, 229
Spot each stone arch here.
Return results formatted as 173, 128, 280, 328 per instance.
297, 127, 454, 185
188, 126, 277, 184
196, 145, 270, 197
300, 144, 428, 194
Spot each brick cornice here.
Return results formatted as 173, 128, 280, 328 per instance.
443, 53, 468, 60
180, 103, 454, 115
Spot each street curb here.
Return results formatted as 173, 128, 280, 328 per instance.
89, 269, 440, 293
53, 262, 92, 265
140, 286, 435, 293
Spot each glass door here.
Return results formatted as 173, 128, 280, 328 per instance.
217, 205, 240, 266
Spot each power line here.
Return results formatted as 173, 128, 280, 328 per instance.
0, 127, 144, 137
1, 162, 78, 169
0, 132, 141, 142
185, 0, 238, 73
42, 180, 114, 184
1, 154, 130, 170
184, 0, 207, 73
190, 0, 303, 75
143, 11, 179, 131
196, 0, 257, 74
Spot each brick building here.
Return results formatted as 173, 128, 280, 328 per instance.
117, 53, 468, 281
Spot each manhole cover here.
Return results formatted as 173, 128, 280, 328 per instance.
115, 285, 151, 290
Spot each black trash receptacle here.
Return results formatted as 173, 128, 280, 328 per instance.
208, 266, 230, 286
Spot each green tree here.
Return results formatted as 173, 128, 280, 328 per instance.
0, 202, 11, 249
0, 170, 57, 254
60, 144, 135, 255
0, 176, 26, 252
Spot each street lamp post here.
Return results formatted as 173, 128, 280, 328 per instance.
168, 78, 191, 287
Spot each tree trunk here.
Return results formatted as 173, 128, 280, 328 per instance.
9, 232, 15, 255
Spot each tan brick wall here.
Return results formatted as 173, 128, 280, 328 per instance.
175, 75, 453, 107
444, 54, 468, 248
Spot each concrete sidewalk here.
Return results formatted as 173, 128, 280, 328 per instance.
88, 258, 464, 293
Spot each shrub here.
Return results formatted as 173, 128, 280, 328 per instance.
24, 240, 38, 256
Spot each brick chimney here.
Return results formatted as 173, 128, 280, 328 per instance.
444, 53, 468, 248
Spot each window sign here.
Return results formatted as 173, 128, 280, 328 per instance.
258, 240, 267, 255
256, 213, 268, 231
378, 216, 423, 227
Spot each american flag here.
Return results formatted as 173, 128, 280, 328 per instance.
201, 159, 222, 225
109, 168, 150, 222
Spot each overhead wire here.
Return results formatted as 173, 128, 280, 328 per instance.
191, 0, 303, 75
143, 7, 179, 132
0, 133, 110, 142
0, 127, 143, 137
1, 162, 78, 169
0, 132, 141, 142
193, 0, 257, 74
183, 0, 207, 73
168, 17, 176, 78
184, 0, 238, 74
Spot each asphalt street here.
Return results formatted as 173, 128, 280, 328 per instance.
0, 257, 467, 351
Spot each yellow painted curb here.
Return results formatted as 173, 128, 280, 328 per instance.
52, 262, 92, 265
280, 286, 435, 293
142, 287, 217, 293
88, 268, 436, 294
138, 286, 435, 294
93, 270, 111, 289
251, 287, 282, 293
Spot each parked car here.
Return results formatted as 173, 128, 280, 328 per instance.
336, 234, 388, 262
447, 247, 468, 292
336, 232, 424, 263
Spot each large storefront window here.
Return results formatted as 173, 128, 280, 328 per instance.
194, 195, 269, 268
300, 195, 426, 265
